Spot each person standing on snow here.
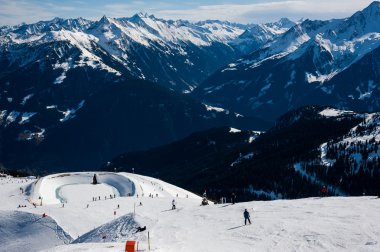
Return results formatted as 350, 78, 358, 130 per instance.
321, 185, 327, 197
232, 193, 236, 204
244, 209, 251, 225
172, 199, 176, 210
203, 190, 207, 198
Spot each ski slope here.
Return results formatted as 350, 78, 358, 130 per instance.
1, 172, 379, 252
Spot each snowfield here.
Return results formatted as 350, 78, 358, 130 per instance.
0, 172, 379, 252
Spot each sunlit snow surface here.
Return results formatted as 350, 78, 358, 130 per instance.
318, 108, 355, 117
1, 172, 379, 252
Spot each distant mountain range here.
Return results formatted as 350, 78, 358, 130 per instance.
0, 14, 292, 93
194, 1, 380, 121
105, 106, 380, 200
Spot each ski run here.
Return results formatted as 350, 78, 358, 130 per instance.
0, 172, 379, 251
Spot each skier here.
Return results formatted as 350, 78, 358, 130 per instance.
232, 192, 236, 204
172, 199, 176, 210
321, 185, 327, 197
203, 190, 207, 198
134, 226, 146, 233
201, 197, 209, 206
244, 209, 251, 225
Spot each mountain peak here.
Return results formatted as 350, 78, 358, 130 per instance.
265, 18, 296, 31
128, 12, 152, 24
361, 1, 380, 15
137, 12, 149, 18
277, 17, 295, 26
367, 1, 380, 9
131, 12, 151, 20
99, 15, 115, 25
346, 1, 380, 33
50, 17, 63, 23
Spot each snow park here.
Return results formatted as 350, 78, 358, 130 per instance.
0, 172, 379, 252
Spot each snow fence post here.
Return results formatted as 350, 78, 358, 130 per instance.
148, 231, 150, 251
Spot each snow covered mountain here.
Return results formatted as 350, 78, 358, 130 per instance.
195, 1, 380, 121
0, 14, 245, 93
230, 18, 295, 54
1, 172, 379, 252
0, 14, 295, 93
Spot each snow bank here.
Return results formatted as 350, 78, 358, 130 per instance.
120, 172, 201, 199
72, 214, 141, 243
0, 211, 72, 252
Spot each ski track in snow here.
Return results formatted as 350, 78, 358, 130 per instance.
0, 173, 380, 252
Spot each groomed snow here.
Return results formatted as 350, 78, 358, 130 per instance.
1, 172, 380, 252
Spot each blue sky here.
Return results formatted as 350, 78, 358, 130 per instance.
0, 0, 375, 26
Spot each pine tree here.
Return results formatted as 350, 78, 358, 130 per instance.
92, 174, 98, 185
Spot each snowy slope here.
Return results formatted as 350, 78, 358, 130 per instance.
1, 172, 380, 252
0, 211, 72, 252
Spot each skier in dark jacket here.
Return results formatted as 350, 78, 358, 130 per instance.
244, 209, 251, 225
232, 193, 236, 204
172, 199, 176, 210
134, 226, 146, 233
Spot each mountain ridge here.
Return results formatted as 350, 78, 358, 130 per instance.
194, 1, 380, 121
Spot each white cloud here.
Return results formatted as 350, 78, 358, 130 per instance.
156, 0, 375, 23
0, 0, 83, 25
0, 0, 53, 25
0, 0, 376, 26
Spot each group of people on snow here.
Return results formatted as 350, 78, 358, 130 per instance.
92, 194, 116, 202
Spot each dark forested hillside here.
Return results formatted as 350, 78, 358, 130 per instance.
104, 106, 380, 201
0, 78, 269, 173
